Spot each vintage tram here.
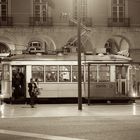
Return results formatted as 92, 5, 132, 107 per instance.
1, 53, 140, 103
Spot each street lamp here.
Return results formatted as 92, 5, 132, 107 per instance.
77, 0, 82, 110
60, 0, 83, 110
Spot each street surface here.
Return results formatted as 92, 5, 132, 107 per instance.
0, 101, 140, 140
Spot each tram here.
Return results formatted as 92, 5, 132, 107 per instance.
1, 53, 140, 103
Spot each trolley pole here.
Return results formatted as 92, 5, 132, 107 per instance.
77, 0, 82, 110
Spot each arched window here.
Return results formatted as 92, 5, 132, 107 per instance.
105, 36, 130, 57
105, 39, 119, 55
0, 42, 10, 53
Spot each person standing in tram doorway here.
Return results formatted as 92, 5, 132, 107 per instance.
28, 78, 37, 108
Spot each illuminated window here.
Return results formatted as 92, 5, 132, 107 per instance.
59, 66, 71, 82
45, 65, 58, 82
32, 66, 44, 82
116, 66, 128, 79
112, 0, 125, 23
33, 0, 49, 22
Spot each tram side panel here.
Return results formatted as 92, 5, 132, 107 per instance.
86, 64, 131, 99
26, 83, 85, 98
26, 65, 32, 98
38, 83, 82, 98
89, 82, 116, 98
1, 64, 11, 98
1, 81, 11, 98
38, 83, 59, 98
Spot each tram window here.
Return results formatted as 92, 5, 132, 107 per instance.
32, 66, 44, 82
72, 65, 84, 82
45, 66, 58, 82
116, 66, 128, 79
85, 65, 97, 82
99, 65, 110, 82
59, 66, 71, 82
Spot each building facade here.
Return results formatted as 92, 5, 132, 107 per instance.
0, 0, 140, 55
0, 0, 140, 66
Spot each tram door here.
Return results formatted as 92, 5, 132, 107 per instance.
129, 65, 140, 97
136, 68, 140, 96
116, 66, 128, 95
12, 66, 26, 100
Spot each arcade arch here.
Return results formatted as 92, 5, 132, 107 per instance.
104, 35, 130, 56
65, 34, 93, 53
0, 42, 10, 53
25, 36, 56, 53
0, 35, 16, 55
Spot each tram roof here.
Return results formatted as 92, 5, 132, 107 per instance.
3, 54, 78, 61
2, 53, 133, 63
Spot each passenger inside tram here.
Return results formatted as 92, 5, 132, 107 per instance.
46, 72, 57, 82
12, 68, 25, 99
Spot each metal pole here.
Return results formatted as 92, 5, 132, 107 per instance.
88, 63, 90, 105
77, 0, 82, 110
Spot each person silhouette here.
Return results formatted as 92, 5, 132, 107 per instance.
28, 78, 36, 108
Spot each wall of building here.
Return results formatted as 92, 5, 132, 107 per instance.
128, 0, 140, 26
52, 0, 73, 25
11, 0, 31, 26
51, 0, 111, 26
0, 26, 77, 53
88, 0, 110, 26
8, 0, 112, 27
0, 27, 140, 53
7, 0, 140, 27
